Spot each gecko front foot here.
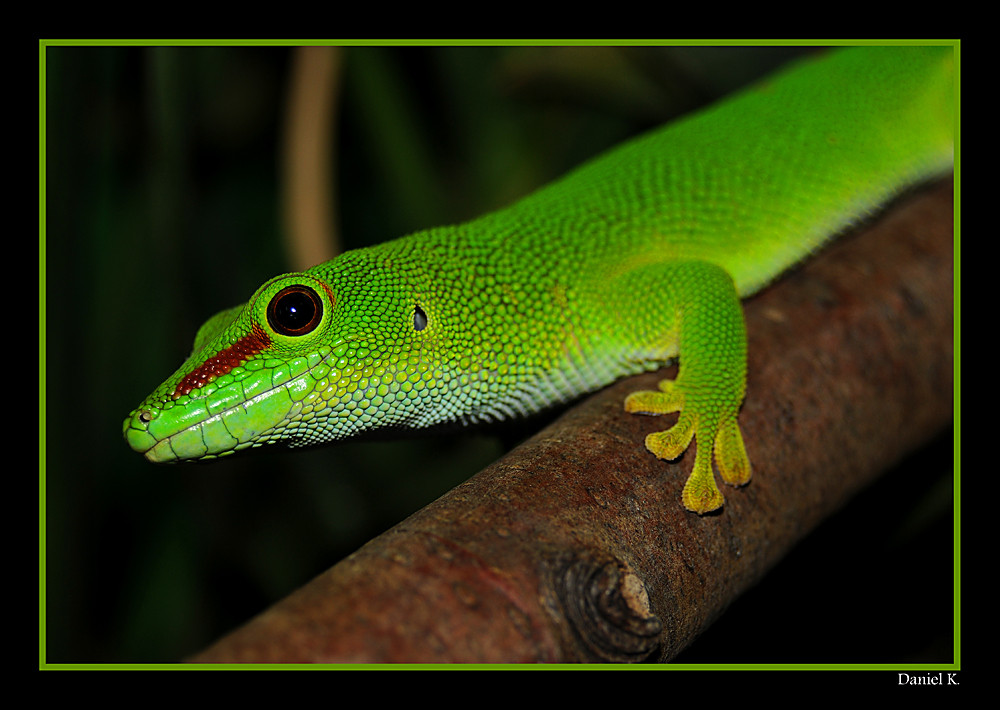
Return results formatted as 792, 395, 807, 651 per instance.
625, 377, 751, 514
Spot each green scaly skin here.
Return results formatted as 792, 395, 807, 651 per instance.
124, 47, 954, 513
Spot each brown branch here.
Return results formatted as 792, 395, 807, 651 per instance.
189, 178, 954, 664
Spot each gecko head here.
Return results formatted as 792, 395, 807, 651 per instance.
123, 254, 443, 463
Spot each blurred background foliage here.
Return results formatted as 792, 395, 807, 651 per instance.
43, 43, 954, 664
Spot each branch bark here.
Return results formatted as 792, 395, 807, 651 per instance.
190, 178, 954, 664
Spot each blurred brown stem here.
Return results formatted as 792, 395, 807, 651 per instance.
282, 46, 342, 270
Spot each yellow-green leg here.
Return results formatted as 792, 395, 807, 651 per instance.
615, 260, 751, 514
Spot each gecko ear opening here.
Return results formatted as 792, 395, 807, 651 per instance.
413, 304, 428, 331
267, 285, 323, 336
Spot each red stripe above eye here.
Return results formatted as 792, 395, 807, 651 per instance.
171, 326, 272, 399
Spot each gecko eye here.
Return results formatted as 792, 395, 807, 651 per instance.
413, 304, 428, 331
267, 285, 323, 336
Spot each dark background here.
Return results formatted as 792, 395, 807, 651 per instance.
42, 43, 956, 664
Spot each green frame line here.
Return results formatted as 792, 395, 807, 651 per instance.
38, 38, 960, 672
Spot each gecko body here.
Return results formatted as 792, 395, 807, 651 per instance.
125, 47, 954, 513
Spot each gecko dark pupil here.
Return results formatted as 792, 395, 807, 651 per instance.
267, 285, 322, 336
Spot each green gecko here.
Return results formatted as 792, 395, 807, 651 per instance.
124, 47, 954, 514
